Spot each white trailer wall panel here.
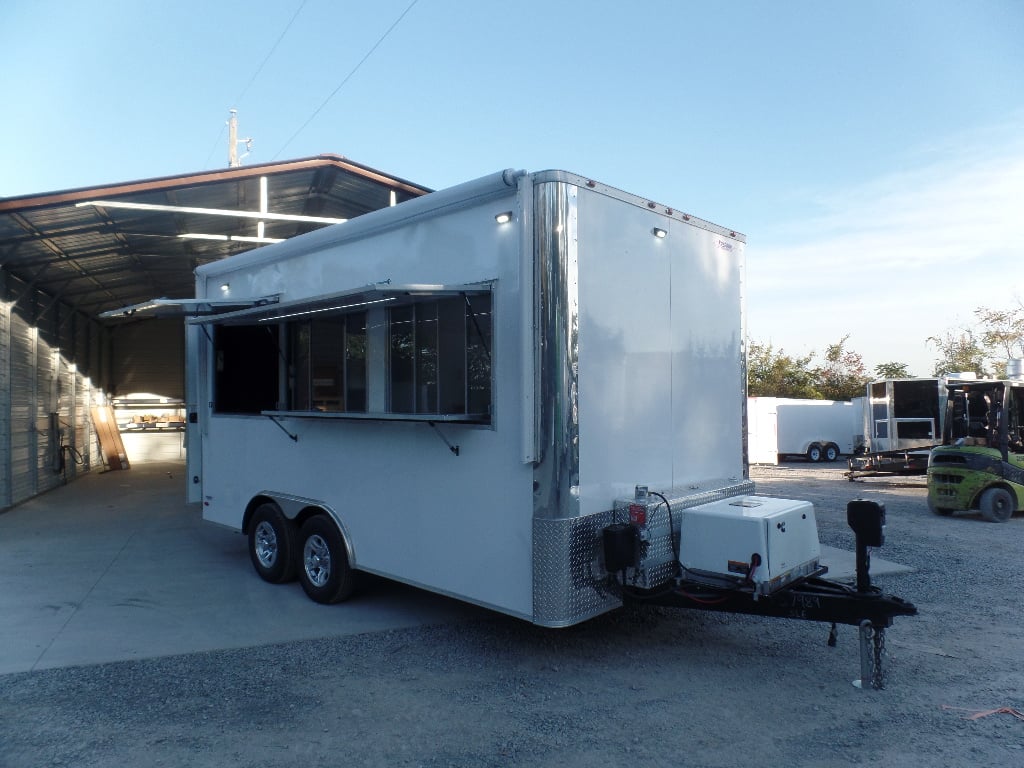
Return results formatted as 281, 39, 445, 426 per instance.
576, 187, 744, 499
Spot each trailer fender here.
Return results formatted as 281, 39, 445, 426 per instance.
245, 491, 357, 569
295, 515, 358, 604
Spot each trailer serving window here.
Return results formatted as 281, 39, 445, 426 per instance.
289, 312, 367, 412
197, 282, 493, 424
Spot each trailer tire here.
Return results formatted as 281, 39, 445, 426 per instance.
823, 444, 840, 462
979, 487, 1015, 523
248, 503, 296, 584
297, 515, 356, 604
806, 444, 823, 463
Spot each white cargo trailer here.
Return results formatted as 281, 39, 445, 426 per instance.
168, 169, 913, 673
747, 397, 856, 464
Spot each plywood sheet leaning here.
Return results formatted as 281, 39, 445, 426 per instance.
90, 406, 131, 471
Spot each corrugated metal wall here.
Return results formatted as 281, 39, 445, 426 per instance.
0, 274, 188, 510
8, 309, 37, 506
0, 279, 110, 509
0, 301, 8, 507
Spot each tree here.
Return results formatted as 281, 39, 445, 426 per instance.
814, 335, 869, 400
874, 362, 912, 379
927, 303, 1024, 379
974, 304, 1024, 367
927, 328, 989, 378
747, 341, 819, 398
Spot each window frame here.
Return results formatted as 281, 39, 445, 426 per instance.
195, 281, 494, 425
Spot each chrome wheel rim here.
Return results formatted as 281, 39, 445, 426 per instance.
254, 521, 278, 568
304, 534, 332, 587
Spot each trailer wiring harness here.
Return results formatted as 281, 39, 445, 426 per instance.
647, 490, 681, 579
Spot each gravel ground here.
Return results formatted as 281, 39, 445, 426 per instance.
1, 465, 1022, 767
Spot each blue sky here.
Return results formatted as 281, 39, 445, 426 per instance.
3, 0, 1022, 377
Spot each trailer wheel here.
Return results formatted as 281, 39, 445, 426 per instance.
806, 444, 823, 462
248, 503, 296, 584
824, 444, 840, 462
297, 516, 356, 604
978, 487, 1015, 523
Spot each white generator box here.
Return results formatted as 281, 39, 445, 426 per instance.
679, 495, 821, 595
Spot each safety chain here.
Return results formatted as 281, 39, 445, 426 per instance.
857, 621, 888, 690
873, 626, 888, 690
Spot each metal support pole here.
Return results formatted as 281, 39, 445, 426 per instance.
856, 619, 873, 688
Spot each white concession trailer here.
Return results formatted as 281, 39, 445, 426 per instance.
178, 169, 913, 672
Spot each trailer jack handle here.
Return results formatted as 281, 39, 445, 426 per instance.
847, 498, 885, 593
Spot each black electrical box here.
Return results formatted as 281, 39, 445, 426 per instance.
602, 523, 638, 573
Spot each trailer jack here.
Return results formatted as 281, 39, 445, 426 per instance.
621, 499, 917, 689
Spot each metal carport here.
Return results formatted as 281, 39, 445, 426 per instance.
0, 154, 431, 508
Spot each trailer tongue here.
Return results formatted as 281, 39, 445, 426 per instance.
605, 490, 916, 689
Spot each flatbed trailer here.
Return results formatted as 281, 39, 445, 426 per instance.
847, 448, 933, 479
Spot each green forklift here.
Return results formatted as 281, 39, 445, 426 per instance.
927, 377, 1024, 522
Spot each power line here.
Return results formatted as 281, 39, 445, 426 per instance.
202, 0, 309, 168
273, 0, 420, 160
202, 124, 228, 169
235, 0, 309, 107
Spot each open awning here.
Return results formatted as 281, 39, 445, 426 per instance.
97, 295, 282, 320
186, 281, 494, 326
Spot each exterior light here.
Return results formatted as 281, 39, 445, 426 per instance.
653, 227, 667, 238
220, 283, 230, 292
495, 211, 512, 224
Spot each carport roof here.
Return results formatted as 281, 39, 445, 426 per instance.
0, 154, 432, 319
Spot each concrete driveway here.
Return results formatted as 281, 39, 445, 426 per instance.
0, 460, 482, 674
1, 461, 911, 676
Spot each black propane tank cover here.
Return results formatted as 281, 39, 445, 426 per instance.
603, 523, 638, 573
847, 499, 885, 548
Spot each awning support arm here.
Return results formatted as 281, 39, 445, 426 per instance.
266, 414, 299, 442
427, 421, 459, 456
